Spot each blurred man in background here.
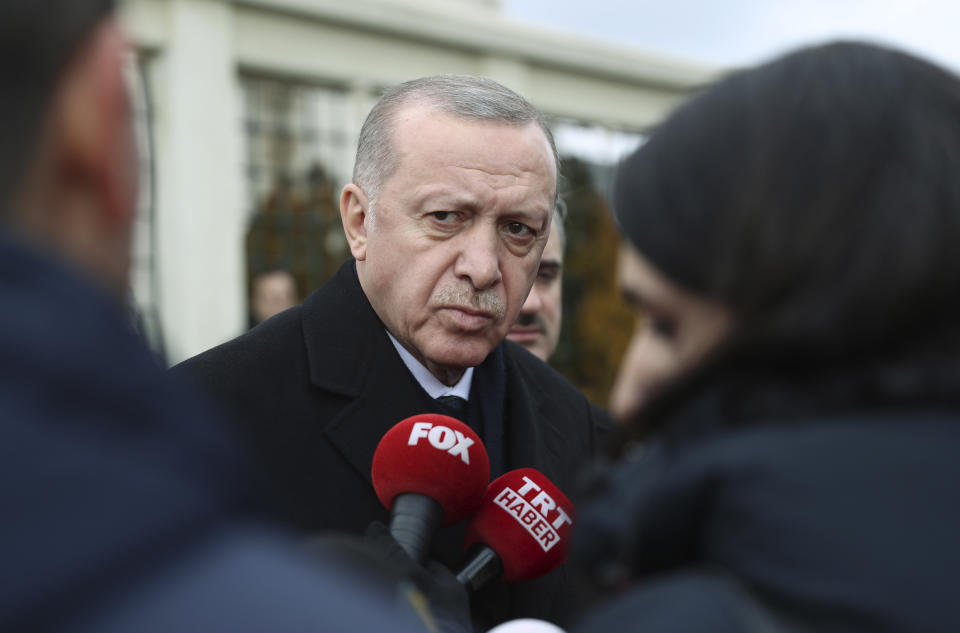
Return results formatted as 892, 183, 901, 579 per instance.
250, 267, 299, 326
0, 2, 445, 631
507, 212, 564, 362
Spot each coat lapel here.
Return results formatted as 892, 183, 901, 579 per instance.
502, 345, 565, 479
322, 352, 438, 486
300, 261, 441, 486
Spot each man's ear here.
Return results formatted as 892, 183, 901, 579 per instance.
56, 18, 136, 232
17, 17, 137, 298
340, 183, 370, 261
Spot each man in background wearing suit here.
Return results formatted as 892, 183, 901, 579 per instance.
177, 75, 610, 628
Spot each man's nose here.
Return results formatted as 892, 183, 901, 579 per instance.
520, 283, 543, 315
454, 228, 501, 290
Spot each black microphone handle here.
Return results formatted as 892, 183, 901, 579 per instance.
455, 542, 503, 592
389, 493, 444, 564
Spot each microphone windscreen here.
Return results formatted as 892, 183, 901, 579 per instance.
463, 468, 576, 583
487, 619, 566, 633
372, 413, 490, 526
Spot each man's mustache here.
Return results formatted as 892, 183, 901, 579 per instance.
512, 311, 546, 332
435, 286, 505, 319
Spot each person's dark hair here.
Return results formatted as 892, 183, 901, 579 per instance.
613, 41, 960, 438
0, 0, 116, 210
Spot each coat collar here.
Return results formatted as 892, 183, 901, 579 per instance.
302, 261, 378, 398
301, 261, 447, 485
500, 343, 564, 478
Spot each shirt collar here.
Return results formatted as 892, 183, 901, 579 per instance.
386, 330, 473, 401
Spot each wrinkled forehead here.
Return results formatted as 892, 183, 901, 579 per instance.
390, 103, 558, 188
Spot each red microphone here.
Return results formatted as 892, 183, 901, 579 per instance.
455, 468, 576, 591
371, 413, 490, 563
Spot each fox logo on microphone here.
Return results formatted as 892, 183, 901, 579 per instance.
492, 470, 574, 552
407, 421, 475, 465
372, 414, 490, 527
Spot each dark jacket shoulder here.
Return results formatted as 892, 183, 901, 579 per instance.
172, 304, 313, 423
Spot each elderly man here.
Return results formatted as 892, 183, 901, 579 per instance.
177, 75, 609, 627
507, 214, 564, 361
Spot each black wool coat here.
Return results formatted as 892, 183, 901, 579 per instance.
175, 261, 611, 628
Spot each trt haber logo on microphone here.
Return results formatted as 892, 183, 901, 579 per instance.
407, 421, 475, 465
492, 471, 573, 552
463, 468, 575, 583
493, 477, 572, 552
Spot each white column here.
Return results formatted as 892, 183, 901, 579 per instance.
154, 0, 245, 364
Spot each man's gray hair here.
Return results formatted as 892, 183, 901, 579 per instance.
353, 75, 560, 205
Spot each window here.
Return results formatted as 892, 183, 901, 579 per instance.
240, 77, 357, 319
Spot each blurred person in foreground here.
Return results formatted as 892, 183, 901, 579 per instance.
176, 74, 610, 628
0, 2, 452, 631
605, 240, 728, 422
507, 211, 565, 361
572, 41, 960, 632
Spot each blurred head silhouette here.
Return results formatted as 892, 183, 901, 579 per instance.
250, 268, 299, 325
611, 41, 960, 428
1, 0, 136, 299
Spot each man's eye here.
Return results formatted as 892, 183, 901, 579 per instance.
505, 222, 533, 236
431, 211, 456, 222
538, 268, 558, 281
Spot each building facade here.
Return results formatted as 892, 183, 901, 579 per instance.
120, 0, 717, 363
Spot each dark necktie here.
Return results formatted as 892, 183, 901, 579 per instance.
436, 395, 467, 416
